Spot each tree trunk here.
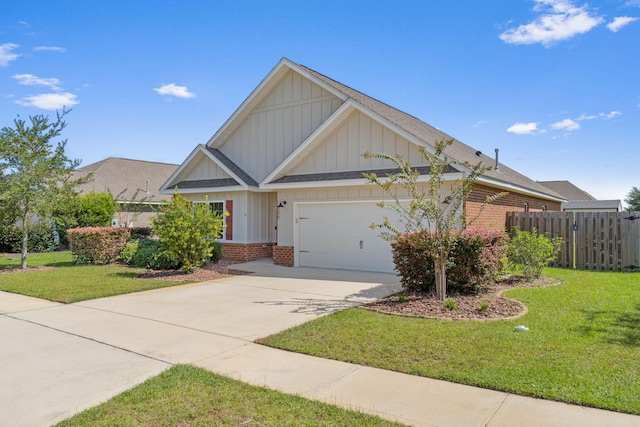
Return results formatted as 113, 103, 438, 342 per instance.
21, 218, 28, 270
434, 255, 447, 301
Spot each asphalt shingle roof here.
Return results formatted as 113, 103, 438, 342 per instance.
538, 180, 596, 201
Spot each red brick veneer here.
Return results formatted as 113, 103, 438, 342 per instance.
220, 242, 274, 262
273, 245, 294, 267
464, 184, 561, 231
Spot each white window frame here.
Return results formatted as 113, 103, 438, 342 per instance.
193, 200, 226, 241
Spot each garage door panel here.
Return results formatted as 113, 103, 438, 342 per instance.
297, 202, 400, 273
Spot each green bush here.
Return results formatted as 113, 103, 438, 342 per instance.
392, 229, 507, 294
152, 190, 226, 272
0, 223, 56, 253
77, 192, 116, 227
507, 228, 562, 280
210, 241, 223, 263
121, 239, 181, 270
129, 227, 152, 240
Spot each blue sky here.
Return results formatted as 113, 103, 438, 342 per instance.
1, 0, 638, 203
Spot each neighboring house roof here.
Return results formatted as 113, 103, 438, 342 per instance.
538, 180, 596, 201
563, 200, 622, 211
162, 58, 565, 202
74, 157, 179, 203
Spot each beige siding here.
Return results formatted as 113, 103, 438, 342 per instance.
246, 192, 277, 242
186, 191, 276, 244
276, 183, 453, 246
289, 111, 429, 175
184, 156, 230, 180
218, 69, 343, 182
186, 192, 248, 243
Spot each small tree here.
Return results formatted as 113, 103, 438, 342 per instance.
364, 139, 505, 300
625, 187, 640, 212
152, 189, 226, 272
507, 228, 562, 280
0, 110, 87, 268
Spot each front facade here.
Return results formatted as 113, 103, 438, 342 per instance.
162, 58, 564, 273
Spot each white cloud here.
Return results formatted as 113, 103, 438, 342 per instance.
607, 16, 638, 32
551, 118, 580, 131
33, 46, 66, 53
153, 83, 196, 99
15, 92, 78, 110
600, 110, 621, 119
0, 43, 20, 66
576, 113, 597, 120
12, 73, 62, 90
507, 122, 541, 134
499, 0, 604, 46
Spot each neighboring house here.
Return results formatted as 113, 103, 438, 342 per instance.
74, 157, 179, 227
538, 180, 622, 212
161, 58, 564, 272
561, 200, 623, 212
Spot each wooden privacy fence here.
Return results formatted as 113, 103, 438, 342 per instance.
506, 211, 640, 272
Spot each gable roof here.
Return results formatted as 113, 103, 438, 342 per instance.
537, 180, 596, 201
294, 62, 564, 201
74, 157, 179, 202
167, 58, 565, 202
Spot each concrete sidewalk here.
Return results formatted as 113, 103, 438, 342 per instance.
1, 261, 639, 427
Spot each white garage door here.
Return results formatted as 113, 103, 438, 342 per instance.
297, 202, 399, 273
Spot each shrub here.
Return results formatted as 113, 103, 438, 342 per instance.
129, 227, 153, 240
392, 229, 507, 295
76, 192, 116, 227
67, 227, 130, 264
0, 223, 56, 253
152, 190, 226, 272
507, 228, 562, 280
444, 299, 458, 310
121, 238, 181, 270
210, 241, 223, 263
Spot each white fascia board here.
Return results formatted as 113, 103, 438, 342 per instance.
160, 185, 247, 195
285, 60, 349, 102
261, 172, 465, 191
208, 59, 349, 149
477, 176, 567, 203
260, 100, 356, 187
160, 144, 205, 192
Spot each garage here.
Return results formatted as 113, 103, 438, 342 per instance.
296, 202, 401, 273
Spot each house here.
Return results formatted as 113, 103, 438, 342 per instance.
161, 58, 564, 273
74, 157, 179, 227
538, 180, 622, 212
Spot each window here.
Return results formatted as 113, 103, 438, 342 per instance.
193, 200, 226, 240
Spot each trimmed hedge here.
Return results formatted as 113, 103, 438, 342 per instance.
392, 229, 507, 295
67, 227, 130, 264
0, 223, 56, 253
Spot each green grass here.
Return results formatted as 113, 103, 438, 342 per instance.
0, 252, 191, 303
258, 268, 640, 415
56, 365, 405, 426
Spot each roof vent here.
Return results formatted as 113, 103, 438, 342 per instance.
494, 148, 500, 172
145, 180, 150, 194
475, 150, 482, 157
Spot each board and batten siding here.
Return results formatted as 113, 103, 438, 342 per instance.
188, 191, 276, 244
289, 111, 431, 175
184, 155, 230, 180
276, 183, 453, 246
218, 69, 343, 182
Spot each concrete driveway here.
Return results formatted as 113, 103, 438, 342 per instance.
0, 260, 400, 427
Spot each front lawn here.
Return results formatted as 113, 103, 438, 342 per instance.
56, 365, 405, 426
0, 252, 192, 303
258, 268, 640, 414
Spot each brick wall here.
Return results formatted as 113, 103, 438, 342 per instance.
465, 184, 561, 231
220, 242, 274, 262
273, 245, 294, 267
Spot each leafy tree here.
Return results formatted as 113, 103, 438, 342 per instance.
152, 189, 226, 272
364, 138, 505, 300
625, 187, 640, 212
0, 110, 87, 269
76, 192, 116, 227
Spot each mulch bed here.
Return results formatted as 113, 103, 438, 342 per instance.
363, 275, 559, 320
136, 259, 250, 281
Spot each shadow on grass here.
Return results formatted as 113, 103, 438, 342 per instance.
575, 306, 640, 348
